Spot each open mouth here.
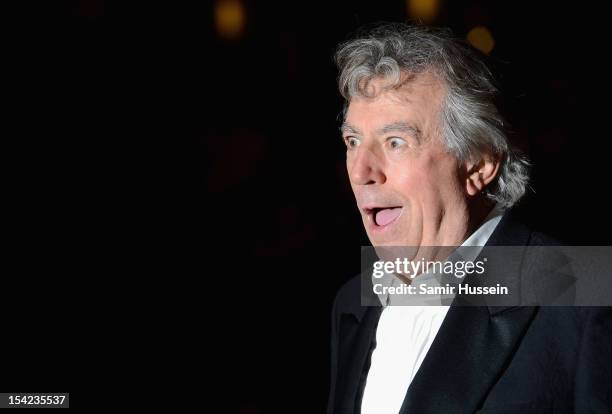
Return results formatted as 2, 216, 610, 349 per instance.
365, 206, 404, 228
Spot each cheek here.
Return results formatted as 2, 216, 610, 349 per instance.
390, 153, 435, 191
389, 164, 420, 197
425, 155, 464, 202
391, 153, 459, 203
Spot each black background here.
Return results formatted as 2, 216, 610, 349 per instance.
204, 3, 612, 412
3, 0, 611, 411
207, 2, 612, 413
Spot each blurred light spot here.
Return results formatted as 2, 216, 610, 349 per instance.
467, 26, 495, 54
215, 0, 245, 40
407, 0, 440, 23
77, 0, 105, 17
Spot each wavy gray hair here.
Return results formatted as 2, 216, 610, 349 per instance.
335, 24, 530, 208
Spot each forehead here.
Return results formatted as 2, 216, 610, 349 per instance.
345, 71, 445, 130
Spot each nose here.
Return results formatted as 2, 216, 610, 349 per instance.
347, 146, 386, 186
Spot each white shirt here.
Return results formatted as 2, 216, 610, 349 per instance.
360, 206, 505, 414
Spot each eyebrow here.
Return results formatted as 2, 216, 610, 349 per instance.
340, 121, 422, 141
340, 123, 361, 135
376, 122, 422, 141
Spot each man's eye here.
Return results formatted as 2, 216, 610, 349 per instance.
345, 137, 360, 149
388, 137, 406, 149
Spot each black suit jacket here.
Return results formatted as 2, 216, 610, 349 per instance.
328, 209, 612, 413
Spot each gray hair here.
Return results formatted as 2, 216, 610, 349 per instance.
335, 23, 530, 208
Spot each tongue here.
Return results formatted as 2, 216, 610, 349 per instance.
375, 207, 402, 226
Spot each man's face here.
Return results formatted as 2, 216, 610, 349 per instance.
343, 72, 469, 247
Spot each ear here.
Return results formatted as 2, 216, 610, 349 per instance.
463, 152, 501, 196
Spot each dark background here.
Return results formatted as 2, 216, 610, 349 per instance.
206, 2, 612, 413
204, 2, 612, 413
4, 0, 611, 410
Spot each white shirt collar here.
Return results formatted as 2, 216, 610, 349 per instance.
461, 203, 505, 248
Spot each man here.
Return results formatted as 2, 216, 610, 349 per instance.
328, 24, 611, 413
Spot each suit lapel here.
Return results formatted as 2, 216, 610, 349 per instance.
399, 304, 537, 413
334, 305, 383, 414
400, 208, 538, 413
